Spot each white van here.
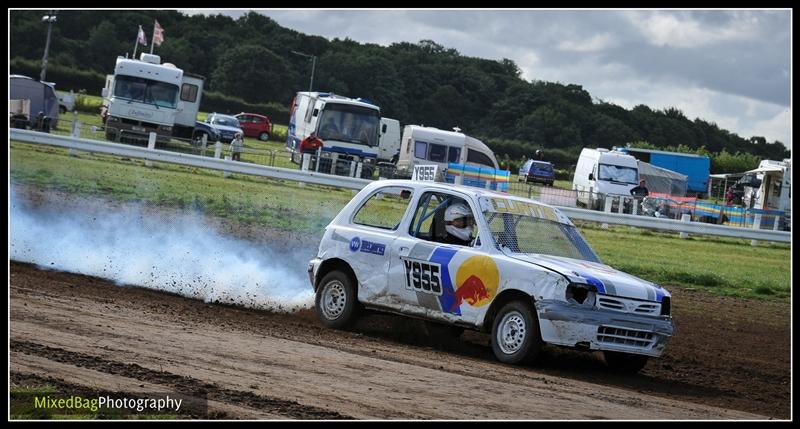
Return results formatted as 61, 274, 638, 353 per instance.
396, 125, 499, 178
378, 117, 401, 162
573, 148, 640, 209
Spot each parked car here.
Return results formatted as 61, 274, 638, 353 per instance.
55, 90, 75, 114
519, 159, 555, 186
235, 112, 273, 141
193, 113, 243, 143
308, 180, 674, 371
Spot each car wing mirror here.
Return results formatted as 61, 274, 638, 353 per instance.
588, 173, 594, 180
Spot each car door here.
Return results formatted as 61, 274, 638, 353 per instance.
386, 190, 490, 324
344, 185, 415, 306
237, 115, 253, 137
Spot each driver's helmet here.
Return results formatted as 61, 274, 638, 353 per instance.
444, 203, 475, 241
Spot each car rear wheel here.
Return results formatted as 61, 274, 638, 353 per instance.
315, 270, 358, 329
258, 131, 270, 141
603, 351, 649, 373
491, 300, 542, 365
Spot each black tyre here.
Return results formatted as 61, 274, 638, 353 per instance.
315, 270, 358, 329
59, 106, 67, 114
491, 300, 542, 365
258, 132, 270, 141
603, 351, 649, 373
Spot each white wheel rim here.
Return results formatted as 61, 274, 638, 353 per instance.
321, 280, 347, 320
497, 311, 527, 355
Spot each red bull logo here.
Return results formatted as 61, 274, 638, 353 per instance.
451, 256, 499, 311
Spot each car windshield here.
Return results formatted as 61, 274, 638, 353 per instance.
480, 198, 601, 263
113, 75, 179, 108
212, 116, 241, 128
598, 164, 638, 185
316, 103, 380, 146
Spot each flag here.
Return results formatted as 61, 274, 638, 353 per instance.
137, 25, 147, 46
153, 20, 164, 46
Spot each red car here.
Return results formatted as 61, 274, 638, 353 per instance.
235, 112, 273, 141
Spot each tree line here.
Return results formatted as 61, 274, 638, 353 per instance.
10, 10, 789, 171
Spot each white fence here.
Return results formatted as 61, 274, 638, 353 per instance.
10, 129, 791, 244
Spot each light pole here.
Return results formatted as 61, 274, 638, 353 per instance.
40, 10, 57, 82
291, 50, 316, 93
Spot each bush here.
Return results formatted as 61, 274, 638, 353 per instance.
11, 57, 105, 95
74, 90, 103, 114
201, 91, 289, 122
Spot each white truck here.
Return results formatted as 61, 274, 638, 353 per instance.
286, 91, 381, 178
573, 148, 640, 210
378, 117, 401, 162
100, 53, 204, 144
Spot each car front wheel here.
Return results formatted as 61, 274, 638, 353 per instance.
491, 300, 542, 365
258, 131, 270, 141
315, 270, 358, 329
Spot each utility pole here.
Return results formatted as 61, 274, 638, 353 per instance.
40, 10, 57, 82
291, 50, 316, 93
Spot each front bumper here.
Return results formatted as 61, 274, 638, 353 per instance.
536, 299, 674, 357
308, 258, 323, 290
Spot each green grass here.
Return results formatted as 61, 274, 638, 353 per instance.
11, 141, 354, 234
9, 142, 790, 301
579, 224, 790, 300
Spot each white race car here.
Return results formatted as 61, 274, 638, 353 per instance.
308, 180, 674, 372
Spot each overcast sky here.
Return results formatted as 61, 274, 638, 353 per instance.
184, 9, 792, 151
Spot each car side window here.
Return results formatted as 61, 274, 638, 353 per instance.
352, 187, 414, 230
409, 192, 476, 247
252, 116, 262, 124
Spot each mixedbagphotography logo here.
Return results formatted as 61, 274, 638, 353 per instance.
10, 389, 208, 419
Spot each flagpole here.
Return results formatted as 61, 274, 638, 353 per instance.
150, 21, 155, 54
133, 38, 139, 59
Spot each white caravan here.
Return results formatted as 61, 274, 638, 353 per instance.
395, 125, 499, 178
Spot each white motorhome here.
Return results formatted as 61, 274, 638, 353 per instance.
395, 125, 499, 178
286, 91, 381, 178
742, 159, 791, 216
573, 148, 640, 210
101, 53, 204, 144
378, 117, 401, 162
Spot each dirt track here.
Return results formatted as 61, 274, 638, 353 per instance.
9, 261, 789, 420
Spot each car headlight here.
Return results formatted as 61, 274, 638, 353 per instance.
565, 282, 597, 307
